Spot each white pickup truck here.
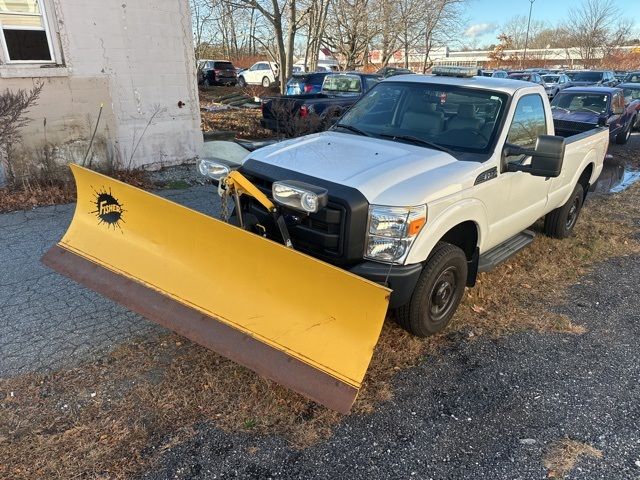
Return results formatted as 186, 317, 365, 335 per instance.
200, 66, 608, 337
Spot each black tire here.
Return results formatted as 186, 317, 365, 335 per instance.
544, 183, 584, 239
238, 76, 246, 87
396, 242, 467, 337
615, 122, 632, 144
262, 76, 271, 87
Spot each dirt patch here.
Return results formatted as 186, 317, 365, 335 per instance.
543, 438, 603, 478
1, 183, 638, 479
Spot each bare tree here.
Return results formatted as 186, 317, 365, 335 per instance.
419, 0, 467, 72
324, 0, 378, 69
563, 0, 632, 67
501, 15, 547, 50
302, 0, 330, 70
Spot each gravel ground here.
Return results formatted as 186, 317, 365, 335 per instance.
141, 254, 640, 480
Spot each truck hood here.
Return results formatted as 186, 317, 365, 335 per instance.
246, 131, 479, 205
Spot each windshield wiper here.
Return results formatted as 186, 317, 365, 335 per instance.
378, 133, 455, 155
333, 123, 372, 137
551, 105, 570, 113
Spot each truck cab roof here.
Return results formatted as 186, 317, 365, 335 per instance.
383, 73, 539, 96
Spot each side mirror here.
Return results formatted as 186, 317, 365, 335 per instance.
504, 135, 565, 178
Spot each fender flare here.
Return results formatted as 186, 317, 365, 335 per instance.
406, 197, 487, 266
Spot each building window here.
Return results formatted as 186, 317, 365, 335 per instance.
0, 0, 54, 62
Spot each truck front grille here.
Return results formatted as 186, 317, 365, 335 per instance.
243, 174, 347, 260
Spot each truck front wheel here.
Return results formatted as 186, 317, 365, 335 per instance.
396, 242, 467, 337
544, 183, 584, 239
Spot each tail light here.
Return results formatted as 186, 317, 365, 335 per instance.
299, 105, 309, 117
304, 84, 314, 93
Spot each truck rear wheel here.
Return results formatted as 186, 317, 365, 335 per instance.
543, 183, 584, 239
396, 242, 467, 337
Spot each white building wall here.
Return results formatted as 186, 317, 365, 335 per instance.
1, 0, 202, 171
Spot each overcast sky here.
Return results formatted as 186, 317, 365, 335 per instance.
463, 0, 640, 47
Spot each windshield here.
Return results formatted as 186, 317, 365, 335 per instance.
622, 87, 640, 103
322, 75, 362, 93
551, 92, 609, 114
336, 82, 508, 154
543, 75, 559, 83
214, 62, 234, 70
572, 72, 603, 82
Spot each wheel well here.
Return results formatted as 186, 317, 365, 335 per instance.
578, 163, 593, 199
439, 221, 478, 261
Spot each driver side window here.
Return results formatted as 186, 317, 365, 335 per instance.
506, 94, 547, 161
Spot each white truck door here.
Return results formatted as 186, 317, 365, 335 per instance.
492, 93, 552, 239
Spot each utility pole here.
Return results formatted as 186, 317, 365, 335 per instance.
522, 0, 535, 68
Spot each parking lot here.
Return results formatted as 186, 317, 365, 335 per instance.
1, 131, 639, 478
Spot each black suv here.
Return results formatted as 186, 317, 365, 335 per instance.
198, 60, 238, 86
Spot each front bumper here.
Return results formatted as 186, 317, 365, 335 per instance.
349, 261, 423, 308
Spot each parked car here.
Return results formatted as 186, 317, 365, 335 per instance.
198, 59, 238, 86
618, 82, 640, 130
491, 70, 508, 78
377, 67, 414, 78
508, 72, 546, 87
566, 70, 617, 87
551, 86, 637, 144
285, 71, 331, 95
623, 71, 640, 83
261, 72, 382, 132
238, 61, 279, 87
542, 73, 572, 98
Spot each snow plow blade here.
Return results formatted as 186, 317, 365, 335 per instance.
41, 165, 390, 413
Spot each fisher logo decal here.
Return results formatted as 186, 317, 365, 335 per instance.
91, 187, 125, 230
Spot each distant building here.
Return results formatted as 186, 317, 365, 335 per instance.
1, 0, 202, 175
368, 45, 640, 70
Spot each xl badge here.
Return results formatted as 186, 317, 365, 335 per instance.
92, 188, 125, 229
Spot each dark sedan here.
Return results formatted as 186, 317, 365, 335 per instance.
551, 86, 637, 144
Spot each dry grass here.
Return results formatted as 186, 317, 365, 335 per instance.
543, 438, 603, 478
201, 108, 273, 140
0, 169, 153, 214
0, 183, 638, 478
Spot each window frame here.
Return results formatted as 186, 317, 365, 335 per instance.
505, 93, 548, 164
0, 0, 56, 64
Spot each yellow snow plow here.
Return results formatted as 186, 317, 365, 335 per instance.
42, 165, 390, 413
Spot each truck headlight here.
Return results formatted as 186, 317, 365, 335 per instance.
197, 159, 230, 181
272, 180, 328, 213
365, 205, 427, 263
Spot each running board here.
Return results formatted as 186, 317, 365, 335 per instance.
478, 230, 535, 272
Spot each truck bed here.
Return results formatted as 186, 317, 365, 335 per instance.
547, 123, 608, 208
552, 118, 601, 138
